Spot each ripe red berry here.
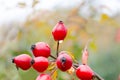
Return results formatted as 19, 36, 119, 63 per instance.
31, 42, 51, 58
36, 74, 51, 80
52, 21, 67, 41
76, 65, 94, 80
31, 57, 49, 72
12, 54, 32, 70
56, 51, 72, 71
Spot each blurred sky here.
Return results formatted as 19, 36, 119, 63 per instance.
0, 0, 120, 25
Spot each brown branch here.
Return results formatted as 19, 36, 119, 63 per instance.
50, 55, 56, 59
93, 72, 104, 80
56, 41, 60, 57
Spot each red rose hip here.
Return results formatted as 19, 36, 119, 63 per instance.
36, 74, 51, 80
31, 57, 49, 72
76, 65, 94, 80
12, 54, 32, 70
56, 51, 72, 71
31, 42, 51, 58
52, 21, 67, 41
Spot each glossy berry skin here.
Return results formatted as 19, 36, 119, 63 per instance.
56, 51, 72, 71
36, 74, 51, 80
31, 42, 51, 58
32, 57, 49, 72
76, 65, 94, 80
12, 54, 32, 70
52, 21, 67, 41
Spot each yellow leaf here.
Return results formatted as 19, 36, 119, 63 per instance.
32, 0, 39, 7
67, 67, 75, 75
47, 62, 57, 80
17, 30, 22, 40
89, 41, 97, 52
51, 69, 58, 80
100, 13, 110, 23
18, 2, 26, 8
47, 62, 56, 71
66, 51, 78, 64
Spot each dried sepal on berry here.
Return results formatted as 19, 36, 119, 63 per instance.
82, 40, 91, 65
82, 47, 89, 65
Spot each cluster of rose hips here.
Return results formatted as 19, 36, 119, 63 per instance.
12, 21, 97, 80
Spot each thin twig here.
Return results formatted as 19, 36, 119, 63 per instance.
73, 63, 79, 69
56, 41, 60, 57
50, 55, 56, 59
93, 72, 104, 80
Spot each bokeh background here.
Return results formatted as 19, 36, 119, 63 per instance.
0, 0, 120, 80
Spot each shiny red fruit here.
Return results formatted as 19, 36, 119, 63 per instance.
56, 51, 72, 71
76, 65, 94, 80
52, 21, 67, 41
31, 42, 51, 58
36, 74, 51, 80
32, 57, 49, 72
12, 54, 32, 70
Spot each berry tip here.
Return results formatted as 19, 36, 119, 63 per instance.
31, 44, 35, 50
12, 58, 14, 63
60, 57, 66, 63
31, 59, 35, 65
59, 21, 63, 23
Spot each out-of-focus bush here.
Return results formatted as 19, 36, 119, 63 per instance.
0, 1, 120, 80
